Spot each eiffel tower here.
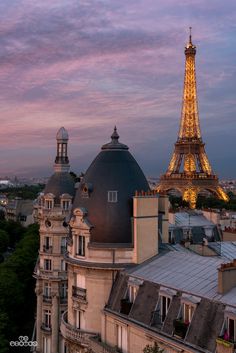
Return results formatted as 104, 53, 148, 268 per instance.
157, 29, 229, 209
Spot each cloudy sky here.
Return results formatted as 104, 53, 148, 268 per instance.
0, 0, 235, 178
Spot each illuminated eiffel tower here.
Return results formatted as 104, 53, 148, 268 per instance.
157, 29, 229, 209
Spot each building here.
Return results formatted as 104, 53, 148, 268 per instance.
34, 127, 75, 353
5, 197, 34, 226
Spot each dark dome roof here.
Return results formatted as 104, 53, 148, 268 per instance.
44, 172, 75, 202
73, 128, 149, 245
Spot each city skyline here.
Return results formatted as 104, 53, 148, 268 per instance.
0, 0, 235, 177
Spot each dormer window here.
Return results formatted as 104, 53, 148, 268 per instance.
160, 295, 171, 322
62, 200, 70, 210
128, 285, 138, 303
76, 235, 85, 257
45, 200, 53, 209
183, 303, 195, 324
108, 191, 118, 203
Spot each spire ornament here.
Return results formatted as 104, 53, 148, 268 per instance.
157, 32, 229, 209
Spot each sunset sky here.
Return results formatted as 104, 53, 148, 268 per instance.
0, 0, 235, 178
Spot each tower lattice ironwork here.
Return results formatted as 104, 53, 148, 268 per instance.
157, 29, 229, 209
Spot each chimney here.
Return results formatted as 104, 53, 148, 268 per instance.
133, 191, 159, 264
218, 259, 236, 294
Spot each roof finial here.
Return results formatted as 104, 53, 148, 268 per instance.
111, 126, 119, 142
189, 26, 192, 44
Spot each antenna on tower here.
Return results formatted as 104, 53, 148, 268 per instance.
189, 26, 192, 44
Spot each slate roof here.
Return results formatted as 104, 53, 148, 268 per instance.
73, 128, 149, 244
129, 247, 236, 307
44, 172, 75, 202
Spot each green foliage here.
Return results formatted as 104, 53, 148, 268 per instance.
1, 184, 44, 200
143, 342, 165, 353
0, 230, 9, 254
0, 222, 39, 352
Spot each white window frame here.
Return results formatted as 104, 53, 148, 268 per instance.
183, 302, 195, 323
43, 337, 51, 353
76, 235, 85, 257
160, 295, 171, 323
44, 309, 51, 328
75, 310, 85, 330
116, 324, 128, 353
61, 259, 67, 271
128, 285, 138, 303
62, 200, 70, 210
45, 199, 53, 209
108, 190, 118, 203
44, 283, 51, 297
44, 259, 52, 271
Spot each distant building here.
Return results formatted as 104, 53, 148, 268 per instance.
5, 197, 34, 226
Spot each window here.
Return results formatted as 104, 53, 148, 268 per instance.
44, 236, 52, 250
43, 337, 51, 353
116, 324, 128, 353
61, 259, 67, 271
45, 200, 53, 209
227, 317, 236, 341
76, 236, 85, 256
44, 283, 51, 298
61, 237, 67, 253
62, 200, 70, 210
160, 296, 171, 322
44, 259, 52, 271
44, 310, 51, 328
183, 303, 195, 324
128, 285, 137, 303
75, 310, 85, 329
108, 191, 118, 203
60, 283, 67, 299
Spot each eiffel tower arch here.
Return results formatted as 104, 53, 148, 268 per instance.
157, 29, 229, 209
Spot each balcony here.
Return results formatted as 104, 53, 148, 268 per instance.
89, 336, 121, 353
43, 295, 52, 303
173, 319, 189, 339
43, 245, 53, 254
216, 338, 235, 353
120, 298, 132, 315
72, 286, 87, 301
41, 323, 51, 333
60, 311, 96, 346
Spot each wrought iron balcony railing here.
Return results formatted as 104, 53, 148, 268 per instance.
43, 295, 52, 303
43, 245, 53, 253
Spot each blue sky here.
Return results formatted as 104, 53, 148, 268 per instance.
0, 0, 235, 177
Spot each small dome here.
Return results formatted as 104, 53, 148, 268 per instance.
44, 172, 75, 203
73, 128, 149, 244
56, 127, 68, 141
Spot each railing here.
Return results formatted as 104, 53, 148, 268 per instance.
216, 338, 235, 353
173, 319, 189, 339
72, 286, 87, 301
89, 336, 121, 353
60, 311, 96, 346
43, 295, 52, 303
161, 173, 218, 180
150, 310, 163, 328
43, 245, 53, 253
41, 323, 52, 333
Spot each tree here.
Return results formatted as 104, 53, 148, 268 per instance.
143, 342, 165, 353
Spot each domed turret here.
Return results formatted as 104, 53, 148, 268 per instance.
44, 127, 75, 202
73, 127, 149, 244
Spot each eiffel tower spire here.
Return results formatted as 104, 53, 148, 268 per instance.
157, 30, 229, 209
